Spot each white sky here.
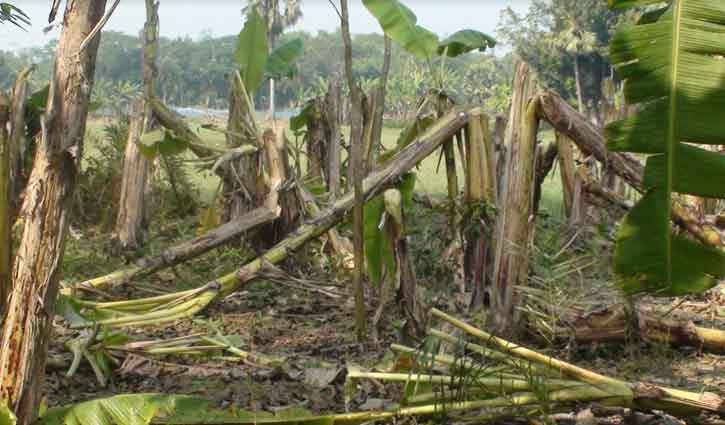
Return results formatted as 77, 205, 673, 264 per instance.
1, 0, 531, 51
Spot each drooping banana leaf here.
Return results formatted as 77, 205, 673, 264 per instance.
234, 8, 268, 93
606, 0, 725, 296
361, 0, 439, 59
265, 38, 304, 80
364, 173, 417, 286
437, 30, 496, 57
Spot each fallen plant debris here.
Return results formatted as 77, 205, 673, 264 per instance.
13, 308, 723, 425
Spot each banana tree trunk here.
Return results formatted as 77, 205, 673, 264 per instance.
326, 78, 342, 197
7, 66, 33, 223
362, 37, 392, 173
0, 2, 107, 423
340, 0, 368, 341
491, 62, 539, 332
223, 73, 266, 223
436, 95, 460, 243
493, 115, 507, 200
256, 124, 301, 249
555, 132, 584, 225
463, 109, 497, 309
523, 298, 725, 354
113, 101, 151, 251
382, 189, 424, 341
0, 67, 35, 315
112, 0, 159, 251
0, 93, 9, 315
306, 98, 327, 182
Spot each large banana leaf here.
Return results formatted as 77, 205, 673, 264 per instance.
265, 38, 304, 80
606, 0, 725, 295
234, 8, 268, 92
438, 30, 496, 57
39, 394, 333, 425
361, 0, 439, 59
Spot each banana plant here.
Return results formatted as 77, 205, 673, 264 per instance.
235, 8, 304, 96
363, 114, 435, 285
361, 0, 498, 266
362, 0, 496, 61
606, 0, 725, 296
139, 9, 303, 162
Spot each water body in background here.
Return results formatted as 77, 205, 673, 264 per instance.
172, 106, 299, 120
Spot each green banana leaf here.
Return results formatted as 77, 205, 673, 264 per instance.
361, 0, 439, 59
137, 130, 189, 161
0, 400, 15, 425
39, 394, 333, 425
290, 100, 314, 134
606, 0, 725, 296
265, 38, 304, 80
438, 30, 496, 57
234, 8, 268, 93
55, 294, 118, 327
364, 173, 417, 286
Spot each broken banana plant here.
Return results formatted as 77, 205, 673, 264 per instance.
345, 309, 724, 422
63, 327, 282, 387
15, 308, 721, 425
64, 109, 470, 329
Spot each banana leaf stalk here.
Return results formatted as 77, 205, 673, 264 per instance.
347, 370, 582, 395
146, 387, 629, 425
93, 333, 282, 371
70, 108, 470, 329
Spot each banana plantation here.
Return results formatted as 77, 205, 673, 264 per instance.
0, 1, 723, 425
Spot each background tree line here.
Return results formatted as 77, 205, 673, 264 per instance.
0, 29, 514, 119
0, 0, 630, 123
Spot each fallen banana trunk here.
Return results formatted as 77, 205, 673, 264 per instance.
67, 207, 279, 293
536, 91, 722, 247
70, 108, 470, 328
332, 309, 724, 423
427, 308, 724, 418
522, 294, 725, 354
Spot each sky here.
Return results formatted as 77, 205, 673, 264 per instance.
0, 1, 531, 51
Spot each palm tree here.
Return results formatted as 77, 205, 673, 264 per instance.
0, 2, 30, 28
547, 1, 599, 115
243, 0, 302, 119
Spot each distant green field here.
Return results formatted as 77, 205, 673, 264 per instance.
85, 117, 564, 217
